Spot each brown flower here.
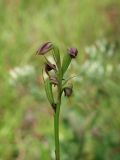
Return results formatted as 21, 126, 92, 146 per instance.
49, 76, 58, 86
36, 42, 53, 55
45, 62, 56, 75
67, 48, 78, 58
63, 86, 73, 97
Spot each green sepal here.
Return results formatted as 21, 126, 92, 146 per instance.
62, 53, 71, 76
53, 45, 63, 81
52, 45, 61, 69
44, 78, 55, 108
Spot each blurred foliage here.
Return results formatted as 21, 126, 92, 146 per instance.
0, 0, 120, 159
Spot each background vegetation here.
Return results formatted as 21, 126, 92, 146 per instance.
0, 0, 120, 159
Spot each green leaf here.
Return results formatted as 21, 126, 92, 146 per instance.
44, 78, 55, 107
62, 53, 71, 76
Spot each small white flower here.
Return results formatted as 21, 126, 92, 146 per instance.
107, 43, 115, 57
9, 65, 35, 85
85, 45, 97, 59
96, 38, 107, 53
82, 60, 104, 77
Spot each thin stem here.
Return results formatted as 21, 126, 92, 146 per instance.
54, 102, 61, 160
54, 69, 62, 160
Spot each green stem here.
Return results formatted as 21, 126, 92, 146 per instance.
54, 71, 62, 160
54, 102, 61, 160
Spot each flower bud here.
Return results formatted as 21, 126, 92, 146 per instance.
36, 42, 53, 55
67, 48, 78, 58
63, 86, 73, 97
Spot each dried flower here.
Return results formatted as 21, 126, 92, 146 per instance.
36, 42, 53, 55
45, 62, 56, 75
49, 76, 58, 86
63, 86, 73, 97
67, 48, 78, 58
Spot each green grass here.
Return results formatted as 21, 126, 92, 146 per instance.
0, 0, 120, 159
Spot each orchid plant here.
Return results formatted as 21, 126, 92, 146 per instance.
36, 42, 78, 160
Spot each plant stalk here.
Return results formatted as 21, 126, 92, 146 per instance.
54, 71, 62, 160
54, 102, 61, 160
